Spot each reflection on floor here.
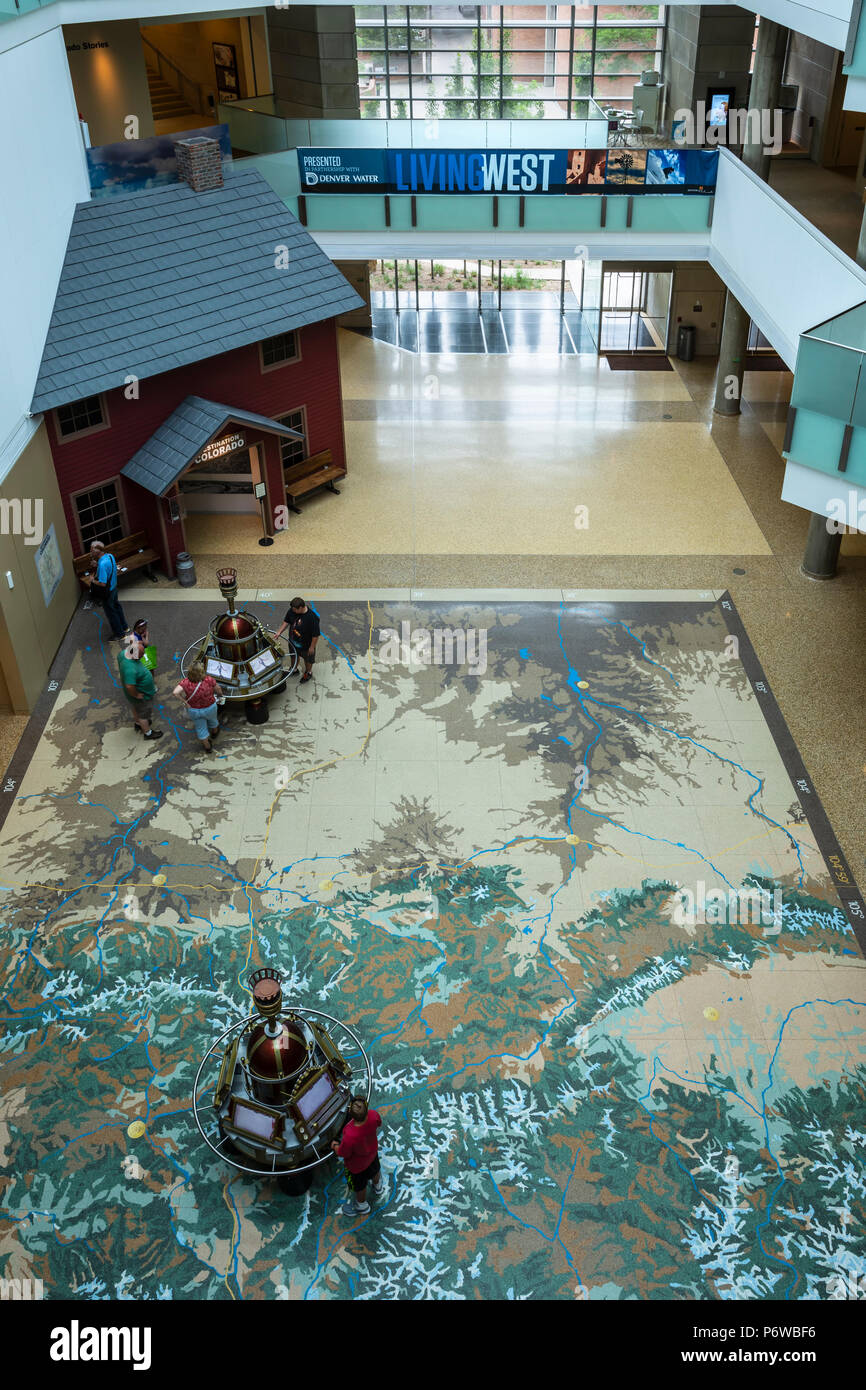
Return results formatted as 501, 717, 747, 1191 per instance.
1, 592, 862, 1299
371, 290, 592, 355
369, 290, 655, 355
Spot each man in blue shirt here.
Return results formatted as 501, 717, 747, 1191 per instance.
89, 541, 129, 640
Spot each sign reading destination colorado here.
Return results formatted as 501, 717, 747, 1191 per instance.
297, 147, 718, 195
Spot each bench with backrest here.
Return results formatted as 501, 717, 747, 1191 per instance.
74, 531, 160, 589
284, 449, 347, 515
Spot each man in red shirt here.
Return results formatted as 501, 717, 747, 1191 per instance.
331, 1095, 385, 1217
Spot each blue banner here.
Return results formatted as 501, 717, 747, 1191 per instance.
297, 147, 718, 196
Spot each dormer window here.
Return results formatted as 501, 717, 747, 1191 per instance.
260, 331, 300, 371
55, 395, 107, 440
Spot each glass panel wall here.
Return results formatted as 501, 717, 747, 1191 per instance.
598, 265, 671, 351
355, 4, 666, 120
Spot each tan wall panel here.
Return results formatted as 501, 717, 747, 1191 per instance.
0, 426, 79, 713
64, 19, 155, 146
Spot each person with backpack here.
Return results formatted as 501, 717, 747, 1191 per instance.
89, 541, 129, 641
118, 635, 163, 742
172, 662, 225, 754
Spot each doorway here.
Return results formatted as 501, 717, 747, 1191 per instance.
178, 440, 264, 513
368, 258, 594, 354
598, 266, 673, 353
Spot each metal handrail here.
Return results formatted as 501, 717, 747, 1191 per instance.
142, 34, 208, 119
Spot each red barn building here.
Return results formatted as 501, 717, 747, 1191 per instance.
30, 145, 361, 576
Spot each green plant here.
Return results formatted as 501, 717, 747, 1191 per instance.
443, 54, 475, 118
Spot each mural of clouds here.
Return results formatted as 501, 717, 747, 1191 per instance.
87, 125, 232, 197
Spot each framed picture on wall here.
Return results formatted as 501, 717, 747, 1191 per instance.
213, 42, 239, 103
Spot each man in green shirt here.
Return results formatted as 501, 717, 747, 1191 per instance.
117, 637, 163, 741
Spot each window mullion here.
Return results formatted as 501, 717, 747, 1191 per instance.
567, 4, 575, 119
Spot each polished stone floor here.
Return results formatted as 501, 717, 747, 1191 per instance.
188, 331, 770, 560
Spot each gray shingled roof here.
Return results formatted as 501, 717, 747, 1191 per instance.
30, 165, 363, 414
121, 395, 304, 497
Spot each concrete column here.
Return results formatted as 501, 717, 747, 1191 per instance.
713, 289, 751, 415
663, 6, 756, 130
743, 18, 788, 181
802, 511, 842, 579
267, 6, 360, 119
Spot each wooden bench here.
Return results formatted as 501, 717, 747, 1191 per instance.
284, 449, 347, 515
74, 531, 160, 590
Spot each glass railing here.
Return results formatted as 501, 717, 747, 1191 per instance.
220, 102, 612, 158
0, 0, 57, 20
786, 307, 866, 487
244, 146, 714, 240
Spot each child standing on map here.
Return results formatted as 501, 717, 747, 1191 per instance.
331, 1095, 385, 1218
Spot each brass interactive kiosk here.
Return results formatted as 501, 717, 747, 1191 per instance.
192, 968, 371, 1193
179, 567, 297, 703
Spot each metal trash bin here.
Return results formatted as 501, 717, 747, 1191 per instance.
677, 324, 696, 362
176, 552, 196, 587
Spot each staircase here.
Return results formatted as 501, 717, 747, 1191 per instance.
146, 65, 198, 121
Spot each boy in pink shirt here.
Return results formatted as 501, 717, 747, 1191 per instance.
331, 1095, 385, 1217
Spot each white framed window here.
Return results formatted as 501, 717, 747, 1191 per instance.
260, 330, 301, 372
277, 407, 308, 467
54, 394, 110, 442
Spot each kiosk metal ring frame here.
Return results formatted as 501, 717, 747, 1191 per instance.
192, 1005, 371, 1177
180, 629, 298, 702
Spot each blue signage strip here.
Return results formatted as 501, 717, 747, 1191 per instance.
297, 147, 718, 196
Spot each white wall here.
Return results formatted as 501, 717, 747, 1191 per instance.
0, 25, 89, 457
709, 149, 866, 367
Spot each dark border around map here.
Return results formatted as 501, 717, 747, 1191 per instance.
716, 590, 866, 949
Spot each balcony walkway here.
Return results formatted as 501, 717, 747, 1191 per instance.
769, 159, 862, 263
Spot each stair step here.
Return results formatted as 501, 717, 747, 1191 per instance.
144, 62, 198, 117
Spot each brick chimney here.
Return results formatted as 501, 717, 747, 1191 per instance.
175, 136, 223, 193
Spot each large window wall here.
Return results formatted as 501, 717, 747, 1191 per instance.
355, 5, 666, 120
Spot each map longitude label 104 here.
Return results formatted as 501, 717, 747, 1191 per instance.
0, 595, 863, 1301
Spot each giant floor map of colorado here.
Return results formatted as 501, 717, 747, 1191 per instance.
0, 591, 864, 1300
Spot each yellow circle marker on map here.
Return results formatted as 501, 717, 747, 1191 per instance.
319, 879, 335, 892
577, 680, 589, 690
566, 835, 581, 846
152, 873, 166, 886
703, 1006, 719, 1022
127, 1121, 146, 1139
